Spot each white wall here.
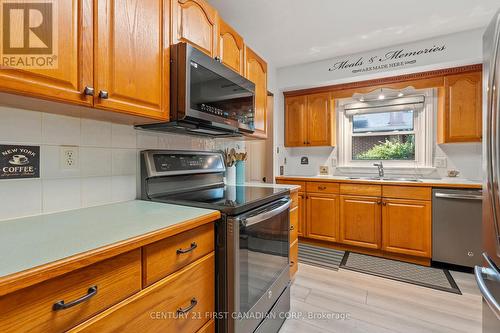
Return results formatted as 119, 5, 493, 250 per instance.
0, 105, 244, 221
275, 29, 484, 181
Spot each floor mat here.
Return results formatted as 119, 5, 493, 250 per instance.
340, 251, 461, 294
298, 243, 345, 271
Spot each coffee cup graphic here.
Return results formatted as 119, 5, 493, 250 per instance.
9, 154, 29, 165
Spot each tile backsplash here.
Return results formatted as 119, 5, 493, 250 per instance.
0, 105, 241, 221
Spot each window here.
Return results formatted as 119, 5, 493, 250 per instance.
337, 89, 434, 170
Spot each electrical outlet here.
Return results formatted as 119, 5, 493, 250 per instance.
435, 157, 447, 168
60, 147, 79, 170
319, 166, 329, 175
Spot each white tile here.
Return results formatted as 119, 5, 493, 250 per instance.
42, 178, 81, 213
0, 179, 42, 220
111, 175, 137, 202
42, 113, 81, 145
111, 124, 137, 148
81, 119, 112, 147
80, 147, 112, 177
137, 131, 158, 149
41, 145, 81, 179
112, 149, 137, 176
81, 177, 112, 207
0, 105, 42, 143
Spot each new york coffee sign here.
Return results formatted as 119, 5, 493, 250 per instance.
0, 144, 40, 179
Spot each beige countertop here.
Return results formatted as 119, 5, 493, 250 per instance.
276, 175, 482, 189
0, 200, 220, 295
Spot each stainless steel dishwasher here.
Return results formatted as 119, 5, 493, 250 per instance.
432, 188, 482, 268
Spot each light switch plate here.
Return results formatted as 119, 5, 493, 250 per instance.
319, 166, 329, 175
435, 157, 447, 168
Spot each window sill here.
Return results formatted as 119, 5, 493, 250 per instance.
335, 166, 437, 176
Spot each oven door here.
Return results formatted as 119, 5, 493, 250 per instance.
227, 198, 291, 333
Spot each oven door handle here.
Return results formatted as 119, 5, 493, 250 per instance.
244, 200, 291, 227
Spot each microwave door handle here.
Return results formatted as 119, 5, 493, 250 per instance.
244, 200, 291, 227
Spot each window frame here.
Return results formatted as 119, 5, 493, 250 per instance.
336, 89, 434, 171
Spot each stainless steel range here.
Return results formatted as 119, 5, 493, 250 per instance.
140, 150, 291, 333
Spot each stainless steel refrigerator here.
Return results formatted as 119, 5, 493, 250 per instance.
479, 9, 500, 332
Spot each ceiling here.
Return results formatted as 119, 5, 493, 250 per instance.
208, 0, 499, 68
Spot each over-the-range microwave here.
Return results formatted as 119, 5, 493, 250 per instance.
136, 43, 256, 137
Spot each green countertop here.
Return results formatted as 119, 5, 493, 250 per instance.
0, 200, 218, 278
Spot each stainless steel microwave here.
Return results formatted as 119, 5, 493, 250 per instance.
136, 43, 256, 137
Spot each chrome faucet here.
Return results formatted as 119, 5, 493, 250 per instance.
374, 162, 384, 178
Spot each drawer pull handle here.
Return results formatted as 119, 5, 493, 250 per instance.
290, 261, 295, 267
177, 298, 198, 315
318, 186, 327, 190
52, 286, 98, 311
177, 242, 197, 254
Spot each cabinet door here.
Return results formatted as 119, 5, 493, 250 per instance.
382, 199, 431, 258
285, 96, 307, 147
245, 46, 268, 138
298, 192, 306, 237
340, 196, 381, 249
95, 0, 168, 119
217, 19, 244, 75
306, 193, 339, 242
440, 71, 482, 143
307, 93, 334, 146
0, 0, 93, 105
172, 0, 218, 57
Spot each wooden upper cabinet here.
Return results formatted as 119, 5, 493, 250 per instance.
307, 93, 334, 146
438, 71, 482, 143
94, 0, 169, 119
284, 93, 335, 147
172, 0, 218, 57
217, 19, 244, 75
340, 196, 381, 249
382, 198, 431, 258
306, 193, 339, 242
245, 46, 268, 138
285, 96, 307, 146
0, 0, 93, 105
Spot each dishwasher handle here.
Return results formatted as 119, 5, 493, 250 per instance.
434, 192, 483, 201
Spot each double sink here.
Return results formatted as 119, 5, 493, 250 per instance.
345, 176, 423, 182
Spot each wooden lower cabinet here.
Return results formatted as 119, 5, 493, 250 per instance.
197, 319, 215, 333
289, 240, 299, 279
340, 196, 382, 249
306, 193, 339, 242
382, 199, 432, 258
70, 253, 215, 333
298, 192, 305, 236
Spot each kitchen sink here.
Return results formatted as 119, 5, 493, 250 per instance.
345, 176, 422, 182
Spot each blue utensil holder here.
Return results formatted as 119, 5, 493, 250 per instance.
236, 161, 245, 185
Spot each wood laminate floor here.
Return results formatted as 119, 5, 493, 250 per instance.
279, 263, 482, 333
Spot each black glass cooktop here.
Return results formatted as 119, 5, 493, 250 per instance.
152, 185, 289, 215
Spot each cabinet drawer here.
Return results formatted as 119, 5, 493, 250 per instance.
290, 240, 299, 278
197, 319, 215, 333
290, 206, 299, 244
340, 183, 381, 197
306, 181, 339, 194
70, 253, 215, 333
143, 223, 214, 287
276, 180, 306, 192
0, 250, 141, 333
382, 186, 431, 201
